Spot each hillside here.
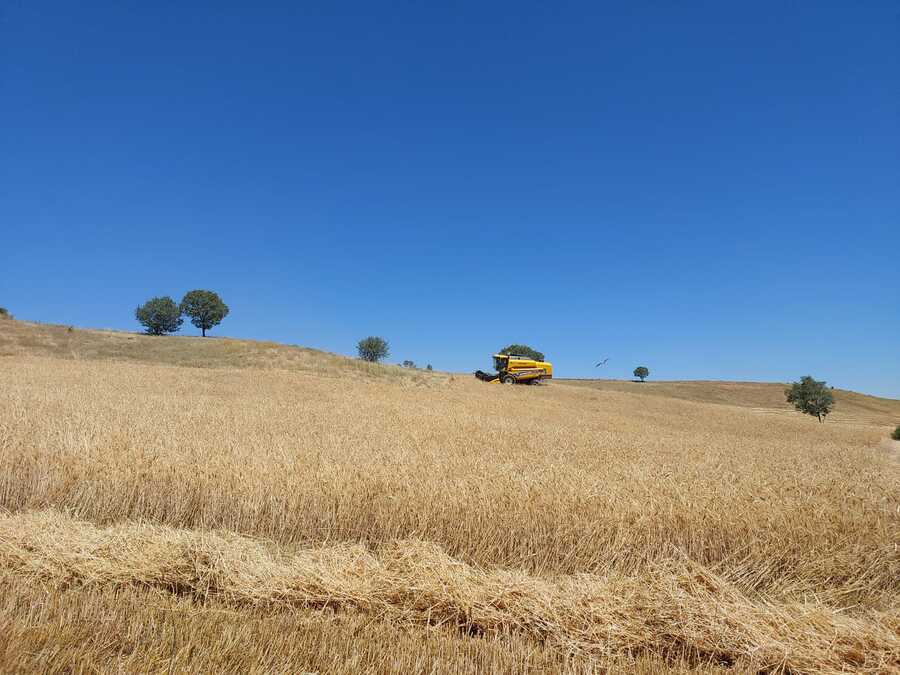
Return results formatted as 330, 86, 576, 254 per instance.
563, 378, 900, 427
0, 319, 440, 383
3, 320, 897, 420
1, 319, 898, 673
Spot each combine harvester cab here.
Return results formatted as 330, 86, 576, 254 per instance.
475, 354, 553, 385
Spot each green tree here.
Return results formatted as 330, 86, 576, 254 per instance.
499, 344, 545, 361
426, 364, 433, 371
633, 366, 650, 382
0, 307, 10, 319
892, 425, 900, 441
785, 375, 835, 423
401, 359, 416, 368
180, 290, 229, 337
358, 336, 389, 362
135, 296, 183, 335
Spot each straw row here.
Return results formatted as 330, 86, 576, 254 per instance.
1, 510, 897, 673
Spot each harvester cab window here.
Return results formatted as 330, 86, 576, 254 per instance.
494, 356, 508, 371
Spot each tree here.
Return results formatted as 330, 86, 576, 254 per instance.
180, 290, 229, 337
633, 366, 649, 382
135, 296, 183, 335
499, 344, 545, 361
426, 364, 433, 371
357, 336, 389, 362
785, 375, 835, 423
0, 307, 10, 319
401, 360, 416, 368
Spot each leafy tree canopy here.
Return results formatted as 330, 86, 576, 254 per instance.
358, 336, 389, 362
785, 375, 835, 423
633, 366, 650, 382
135, 296, 183, 336
499, 344, 545, 362
180, 290, 229, 337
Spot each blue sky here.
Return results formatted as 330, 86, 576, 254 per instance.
2, 2, 898, 397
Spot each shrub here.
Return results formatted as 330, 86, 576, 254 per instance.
401, 360, 416, 369
785, 376, 835, 423
633, 366, 649, 382
0, 307, 11, 319
892, 425, 900, 441
426, 364, 433, 371
135, 297, 183, 336
499, 344, 545, 361
357, 336, 389, 363
180, 290, 229, 337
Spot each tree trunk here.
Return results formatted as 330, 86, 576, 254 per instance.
202, 327, 206, 337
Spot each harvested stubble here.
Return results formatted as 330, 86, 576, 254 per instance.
1, 327, 899, 672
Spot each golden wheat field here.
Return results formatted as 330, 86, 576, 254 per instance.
1, 320, 899, 673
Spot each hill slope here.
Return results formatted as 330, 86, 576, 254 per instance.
563, 378, 900, 426
1, 319, 898, 673
0, 319, 439, 382
4, 319, 897, 420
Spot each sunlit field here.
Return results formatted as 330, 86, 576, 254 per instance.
1, 321, 898, 673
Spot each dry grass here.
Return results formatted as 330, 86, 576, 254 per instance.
1, 321, 898, 672
0, 319, 440, 382
564, 379, 900, 426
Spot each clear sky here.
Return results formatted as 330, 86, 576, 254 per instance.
2, 2, 898, 397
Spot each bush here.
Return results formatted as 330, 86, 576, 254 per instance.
357, 336, 389, 363
426, 364, 433, 371
892, 425, 900, 441
180, 290, 229, 337
633, 366, 649, 382
0, 307, 11, 319
135, 297, 183, 336
401, 360, 416, 369
499, 344, 545, 361
785, 375, 835, 423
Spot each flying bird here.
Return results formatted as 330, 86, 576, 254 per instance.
595, 358, 609, 367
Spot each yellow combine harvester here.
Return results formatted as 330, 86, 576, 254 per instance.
475, 353, 553, 385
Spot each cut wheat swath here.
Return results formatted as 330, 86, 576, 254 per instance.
1, 510, 898, 673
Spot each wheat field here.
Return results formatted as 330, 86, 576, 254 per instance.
1, 321, 899, 673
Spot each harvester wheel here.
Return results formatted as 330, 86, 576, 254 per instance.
501, 375, 516, 385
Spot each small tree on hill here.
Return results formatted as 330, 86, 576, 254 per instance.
633, 366, 649, 382
180, 290, 229, 337
0, 307, 10, 319
135, 296, 183, 335
358, 336, 389, 362
426, 364, 433, 371
785, 375, 835, 423
499, 344, 545, 361
401, 360, 416, 368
